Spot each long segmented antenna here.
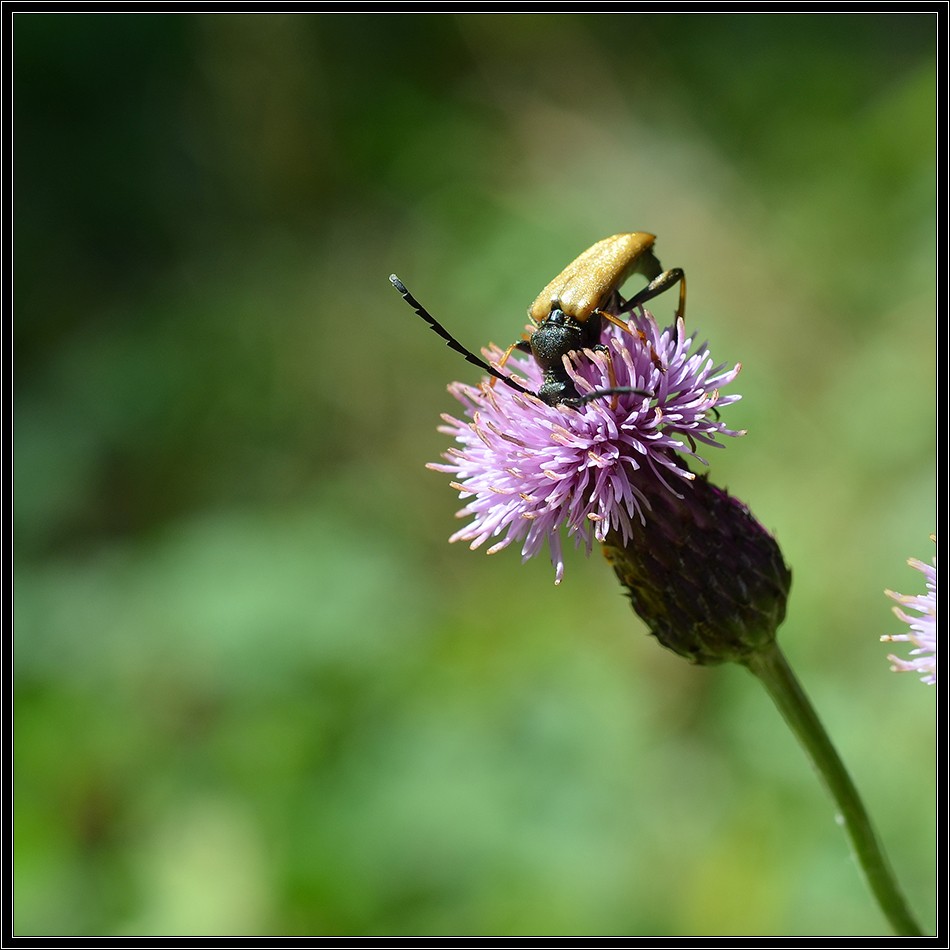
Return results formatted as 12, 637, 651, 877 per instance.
391, 275, 654, 408
390, 275, 532, 396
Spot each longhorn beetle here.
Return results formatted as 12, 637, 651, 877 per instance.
390, 232, 685, 408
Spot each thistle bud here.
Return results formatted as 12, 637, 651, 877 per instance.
602, 473, 791, 665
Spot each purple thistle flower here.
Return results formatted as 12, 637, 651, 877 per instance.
882, 541, 936, 685
428, 309, 743, 584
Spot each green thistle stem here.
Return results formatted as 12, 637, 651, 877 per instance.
745, 643, 923, 936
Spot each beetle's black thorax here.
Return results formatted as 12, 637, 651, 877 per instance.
530, 308, 602, 369
530, 308, 603, 405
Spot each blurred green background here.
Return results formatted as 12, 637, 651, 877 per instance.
14, 12, 936, 937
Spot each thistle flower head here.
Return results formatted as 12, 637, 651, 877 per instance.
882, 541, 936, 685
428, 309, 742, 583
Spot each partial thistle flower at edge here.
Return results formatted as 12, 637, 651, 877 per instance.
882, 538, 937, 686
428, 308, 743, 585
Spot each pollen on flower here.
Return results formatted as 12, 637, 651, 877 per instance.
881, 540, 936, 685
427, 308, 743, 584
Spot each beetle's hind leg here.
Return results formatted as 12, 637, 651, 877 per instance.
618, 268, 686, 322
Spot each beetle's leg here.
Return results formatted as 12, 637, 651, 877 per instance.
618, 268, 686, 322
599, 310, 637, 335
592, 343, 621, 410
566, 345, 652, 409
488, 337, 532, 389
596, 310, 665, 374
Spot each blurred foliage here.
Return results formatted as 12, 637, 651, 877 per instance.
14, 12, 936, 937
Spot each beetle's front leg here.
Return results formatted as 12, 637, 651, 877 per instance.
488, 337, 532, 389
